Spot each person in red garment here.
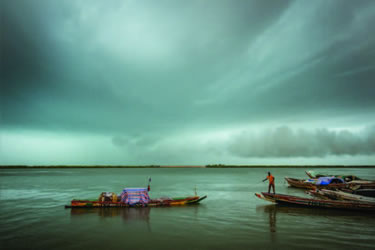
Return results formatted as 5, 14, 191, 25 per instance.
263, 172, 275, 194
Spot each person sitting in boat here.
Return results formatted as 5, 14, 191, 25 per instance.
263, 172, 275, 194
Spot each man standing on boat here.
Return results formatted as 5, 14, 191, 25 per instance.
263, 172, 275, 194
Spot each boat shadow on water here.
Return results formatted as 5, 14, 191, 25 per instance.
257, 203, 371, 216
256, 204, 371, 233
69, 204, 202, 233
70, 207, 151, 222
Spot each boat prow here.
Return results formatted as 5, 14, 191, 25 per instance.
305, 170, 315, 179
189, 195, 207, 204
255, 193, 276, 203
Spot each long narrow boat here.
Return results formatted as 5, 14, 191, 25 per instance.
308, 189, 375, 203
66, 195, 207, 208
285, 177, 348, 189
65, 187, 207, 208
285, 177, 375, 190
255, 192, 375, 211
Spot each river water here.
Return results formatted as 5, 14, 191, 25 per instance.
1, 168, 374, 249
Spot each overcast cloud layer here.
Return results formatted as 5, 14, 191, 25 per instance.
1, 0, 375, 165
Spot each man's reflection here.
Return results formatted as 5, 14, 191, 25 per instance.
256, 205, 277, 233
264, 205, 276, 233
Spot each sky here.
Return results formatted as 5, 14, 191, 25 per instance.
1, 0, 375, 165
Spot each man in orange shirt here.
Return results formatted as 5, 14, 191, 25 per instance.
263, 172, 275, 194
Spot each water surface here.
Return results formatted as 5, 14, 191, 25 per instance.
1, 168, 374, 249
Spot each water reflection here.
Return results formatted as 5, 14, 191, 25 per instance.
267, 206, 276, 233
257, 203, 371, 234
70, 207, 151, 222
259, 204, 368, 217
255, 205, 276, 233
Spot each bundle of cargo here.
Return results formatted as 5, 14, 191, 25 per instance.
98, 192, 118, 202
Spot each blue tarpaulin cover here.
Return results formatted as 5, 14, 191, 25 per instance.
120, 188, 150, 206
316, 177, 345, 185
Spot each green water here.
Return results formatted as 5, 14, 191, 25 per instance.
1, 168, 375, 249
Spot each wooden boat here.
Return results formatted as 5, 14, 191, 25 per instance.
305, 170, 364, 181
285, 177, 347, 189
66, 186, 207, 208
66, 195, 207, 208
255, 192, 375, 211
308, 189, 375, 203
285, 177, 375, 190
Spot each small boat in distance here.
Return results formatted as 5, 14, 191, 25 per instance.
255, 192, 375, 212
65, 188, 207, 208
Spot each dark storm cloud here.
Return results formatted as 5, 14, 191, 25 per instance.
1, 1, 52, 83
1, 0, 375, 164
198, 0, 375, 125
228, 126, 375, 158
226, 42, 375, 123
1, 0, 293, 132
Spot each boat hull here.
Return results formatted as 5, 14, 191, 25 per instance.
65, 195, 207, 208
341, 188, 375, 198
308, 189, 375, 203
256, 192, 375, 211
285, 177, 375, 190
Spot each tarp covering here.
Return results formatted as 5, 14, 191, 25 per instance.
316, 177, 345, 185
120, 188, 150, 206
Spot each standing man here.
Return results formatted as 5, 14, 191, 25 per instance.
263, 172, 275, 194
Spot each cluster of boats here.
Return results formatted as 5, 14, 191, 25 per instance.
65, 170, 375, 212
256, 170, 375, 212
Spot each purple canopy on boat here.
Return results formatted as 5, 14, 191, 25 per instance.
120, 188, 150, 206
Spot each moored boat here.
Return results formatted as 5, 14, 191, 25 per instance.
285, 177, 347, 190
285, 177, 375, 190
65, 187, 207, 208
308, 189, 375, 203
305, 170, 364, 181
255, 192, 375, 211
